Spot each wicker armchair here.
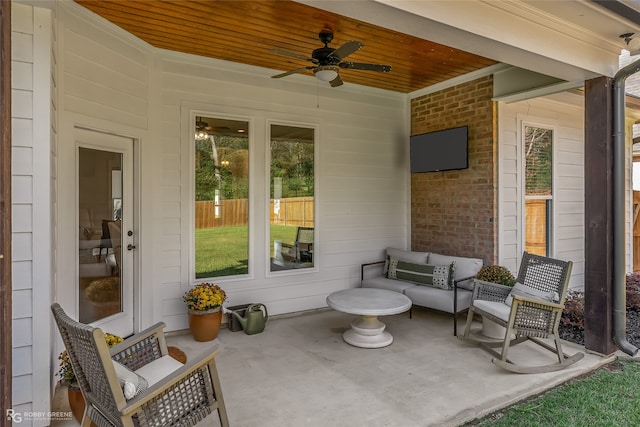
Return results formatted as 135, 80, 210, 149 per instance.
51, 303, 229, 426
281, 227, 314, 263
461, 252, 584, 373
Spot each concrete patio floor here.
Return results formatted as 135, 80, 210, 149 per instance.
52, 308, 613, 427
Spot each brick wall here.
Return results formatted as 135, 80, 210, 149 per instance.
410, 76, 497, 264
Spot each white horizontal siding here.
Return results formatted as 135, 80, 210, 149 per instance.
11, 3, 56, 424
156, 53, 407, 329
53, 1, 408, 334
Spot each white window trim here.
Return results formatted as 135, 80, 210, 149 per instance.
265, 119, 320, 276
518, 119, 558, 259
184, 107, 255, 286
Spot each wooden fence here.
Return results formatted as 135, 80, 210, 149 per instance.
525, 199, 548, 256
195, 199, 248, 228
270, 197, 314, 228
195, 197, 314, 229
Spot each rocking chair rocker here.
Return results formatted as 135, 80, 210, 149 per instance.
461, 252, 584, 374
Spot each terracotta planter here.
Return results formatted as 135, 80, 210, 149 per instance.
67, 386, 85, 423
188, 308, 222, 341
67, 386, 98, 427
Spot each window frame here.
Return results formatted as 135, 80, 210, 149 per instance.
188, 110, 254, 283
519, 121, 556, 258
266, 119, 319, 276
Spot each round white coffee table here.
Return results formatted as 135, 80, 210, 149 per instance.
326, 288, 412, 348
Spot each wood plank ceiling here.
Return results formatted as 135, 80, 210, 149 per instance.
74, 0, 498, 93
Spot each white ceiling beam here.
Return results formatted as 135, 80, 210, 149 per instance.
298, 0, 632, 81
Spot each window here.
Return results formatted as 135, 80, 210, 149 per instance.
524, 125, 553, 256
269, 124, 315, 271
194, 116, 249, 278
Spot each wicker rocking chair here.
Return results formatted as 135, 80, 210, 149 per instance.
461, 252, 584, 374
51, 303, 229, 426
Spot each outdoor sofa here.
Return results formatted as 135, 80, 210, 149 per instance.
361, 247, 483, 335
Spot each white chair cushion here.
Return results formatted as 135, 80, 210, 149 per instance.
134, 355, 184, 387
505, 281, 556, 306
112, 360, 148, 400
473, 300, 511, 322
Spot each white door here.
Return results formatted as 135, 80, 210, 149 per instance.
76, 128, 135, 336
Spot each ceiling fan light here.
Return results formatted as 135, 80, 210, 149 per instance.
315, 67, 338, 82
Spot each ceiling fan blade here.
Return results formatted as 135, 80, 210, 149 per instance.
271, 66, 314, 79
329, 74, 344, 87
339, 62, 392, 73
271, 49, 316, 63
328, 40, 363, 60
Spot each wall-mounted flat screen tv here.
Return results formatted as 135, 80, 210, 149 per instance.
410, 126, 468, 173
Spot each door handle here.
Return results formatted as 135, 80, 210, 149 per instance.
127, 244, 136, 251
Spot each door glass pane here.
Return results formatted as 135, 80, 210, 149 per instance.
194, 116, 249, 278
78, 147, 123, 323
524, 126, 553, 256
269, 124, 315, 271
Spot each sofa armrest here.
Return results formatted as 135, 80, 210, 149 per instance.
361, 260, 385, 281
453, 274, 477, 290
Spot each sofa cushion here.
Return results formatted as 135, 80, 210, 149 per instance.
387, 257, 454, 290
386, 248, 430, 264
505, 281, 556, 306
404, 285, 473, 313
428, 253, 483, 290
361, 276, 416, 293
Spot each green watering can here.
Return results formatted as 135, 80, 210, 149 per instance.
229, 303, 268, 335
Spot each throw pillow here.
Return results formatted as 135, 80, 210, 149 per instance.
383, 248, 430, 275
505, 281, 555, 306
387, 257, 454, 290
112, 360, 148, 400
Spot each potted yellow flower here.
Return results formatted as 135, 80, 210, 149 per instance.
183, 282, 227, 341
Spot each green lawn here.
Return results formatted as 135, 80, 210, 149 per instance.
466, 359, 640, 426
195, 224, 298, 278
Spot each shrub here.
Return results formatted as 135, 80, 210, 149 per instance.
476, 265, 516, 287
626, 273, 640, 311
560, 276, 640, 330
561, 289, 585, 330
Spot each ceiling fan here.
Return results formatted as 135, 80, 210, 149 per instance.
271, 28, 392, 87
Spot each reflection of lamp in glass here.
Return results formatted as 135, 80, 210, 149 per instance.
314, 66, 338, 82
195, 117, 209, 140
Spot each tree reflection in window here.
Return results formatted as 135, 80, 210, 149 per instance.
524, 125, 553, 256
270, 124, 315, 271
194, 117, 249, 278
